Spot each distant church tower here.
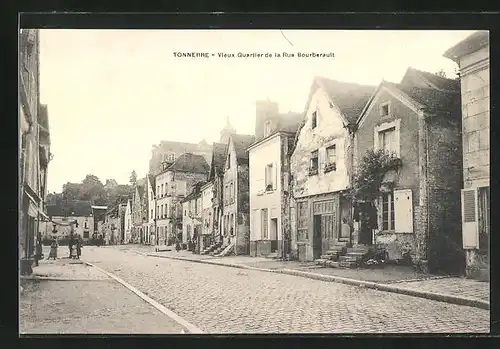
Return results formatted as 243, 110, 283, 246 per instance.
219, 116, 236, 143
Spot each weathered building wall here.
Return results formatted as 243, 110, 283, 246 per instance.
458, 44, 490, 280
249, 134, 282, 256
355, 87, 422, 262
236, 165, 251, 255
291, 88, 351, 199
201, 182, 214, 236
426, 111, 465, 274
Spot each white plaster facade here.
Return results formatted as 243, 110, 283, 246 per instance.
146, 175, 156, 245
201, 181, 214, 236
124, 200, 132, 243
249, 134, 282, 249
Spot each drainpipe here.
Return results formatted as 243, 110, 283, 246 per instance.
424, 112, 431, 268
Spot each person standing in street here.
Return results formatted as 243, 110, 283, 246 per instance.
48, 238, 58, 260
76, 235, 82, 259
175, 237, 181, 252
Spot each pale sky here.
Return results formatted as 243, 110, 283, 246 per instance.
40, 29, 476, 193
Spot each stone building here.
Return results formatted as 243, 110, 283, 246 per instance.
124, 199, 132, 243
146, 174, 156, 245
444, 31, 490, 280
149, 140, 212, 177
154, 153, 209, 246
19, 28, 52, 274
181, 182, 205, 251
354, 69, 464, 274
290, 77, 375, 262
131, 177, 147, 243
41, 200, 94, 242
222, 133, 256, 255
248, 100, 301, 258
200, 181, 214, 242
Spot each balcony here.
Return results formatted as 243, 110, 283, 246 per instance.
324, 162, 337, 173
308, 167, 319, 176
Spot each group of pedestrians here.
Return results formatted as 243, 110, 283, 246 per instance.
44, 234, 84, 261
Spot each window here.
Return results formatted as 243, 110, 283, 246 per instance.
309, 150, 319, 175
261, 208, 268, 239
381, 102, 390, 117
227, 153, 231, 169
325, 145, 337, 172
157, 186, 160, 195
311, 111, 318, 128
160, 205, 164, 218
379, 127, 396, 155
230, 182, 234, 203
161, 184, 164, 197
264, 120, 272, 137
167, 153, 175, 162
150, 209, 153, 219
83, 231, 89, 239
467, 131, 480, 153
265, 164, 274, 191
382, 192, 395, 230
156, 205, 159, 218
84, 221, 88, 229
166, 204, 169, 218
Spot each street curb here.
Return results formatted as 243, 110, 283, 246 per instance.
20, 275, 111, 282
144, 253, 490, 311
83, 261, 205, 334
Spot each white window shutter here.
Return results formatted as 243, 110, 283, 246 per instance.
394, 189, 413, 233
274, 162, 277, 190
461, 188, 479, 249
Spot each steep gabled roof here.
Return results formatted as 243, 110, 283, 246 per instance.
47, 200, 92, 217
167, 153, 209, 174
443, 31, 490, 63
230, 134, 256, 165
401, 67, 460, 92
148, 174, 156, 194
276, 112, 303, 134
314, 77, 376, 125
210, 142, 227, 179
356, 80, 461, 126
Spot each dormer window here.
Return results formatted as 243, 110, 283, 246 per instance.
264, 120, 272, 137
167, 153, 175, 162
311, 111, 318, 129
380, 102, 390, 117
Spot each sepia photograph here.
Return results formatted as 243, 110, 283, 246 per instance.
19, 26, 490, 334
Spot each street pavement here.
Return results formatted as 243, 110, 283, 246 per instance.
20, 256, 186, 334
81, 246, 490, 334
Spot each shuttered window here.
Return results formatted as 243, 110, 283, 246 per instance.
463, 189, 476, 223
382, 193, 395, 230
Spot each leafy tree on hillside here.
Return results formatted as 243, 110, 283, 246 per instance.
129, 170, 137, 186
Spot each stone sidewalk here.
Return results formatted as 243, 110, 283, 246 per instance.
20, 256, 189, 334
117, 244, 490, 309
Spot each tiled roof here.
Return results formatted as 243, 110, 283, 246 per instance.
276, 112, 303, 134
167, 153, 209, 174
148, 174, 156, 193
231, 134, 256, 165
315, 77, 376, 124
47, 200, 92, 217
403, 67, 460, 92
443, 31, 489, 63
211, 142, 227, 176
385, 82, 460, 112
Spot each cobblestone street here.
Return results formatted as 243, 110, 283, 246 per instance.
81, 246, 489, 334
20, 256, 186, 334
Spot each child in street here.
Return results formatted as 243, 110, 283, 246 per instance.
48, 238, 58, 260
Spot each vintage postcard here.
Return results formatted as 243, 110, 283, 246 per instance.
19, 26, 490, 334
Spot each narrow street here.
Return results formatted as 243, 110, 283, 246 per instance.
78, 246, 488, 334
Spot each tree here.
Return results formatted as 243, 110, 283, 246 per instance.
435, 69, 447, 78
129, 170, 137, 186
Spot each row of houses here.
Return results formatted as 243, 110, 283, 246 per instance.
19, 29, 53, 275
107, 31, 489, 280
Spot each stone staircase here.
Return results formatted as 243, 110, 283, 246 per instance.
314, 244, 347, 267
215, 241, 235, 257
314, 244, 373, 269
201, 242, 221, 255
209, 243, 226, 256
338, 246, 373, 269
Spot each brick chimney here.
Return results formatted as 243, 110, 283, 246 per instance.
255, 99, 279, 139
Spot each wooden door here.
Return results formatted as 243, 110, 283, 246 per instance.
313, 215, 322, 259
